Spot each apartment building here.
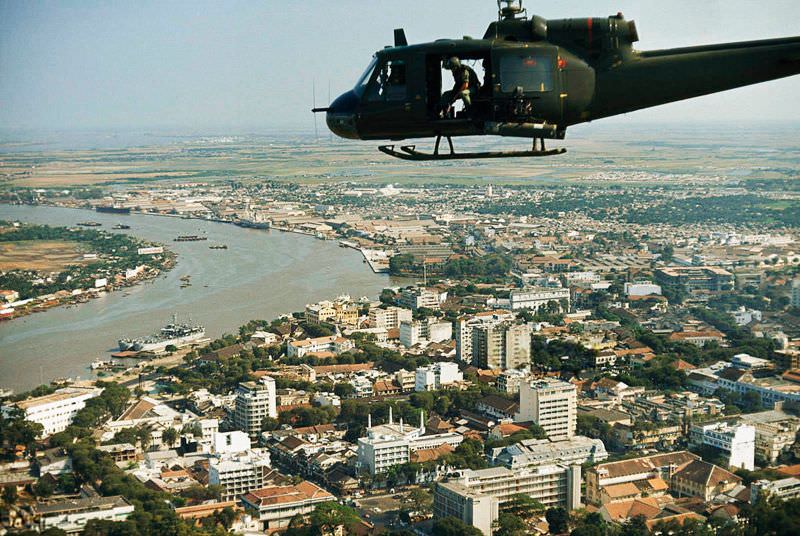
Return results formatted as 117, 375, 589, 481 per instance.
434, 465, 581, 535
4, 386, 102, 437
515, 379, 577, 441
751, 477, 800, 504
496, 369, 529, 394
472, 322, 532, 370
415, 362, 463, 392
455, 311, 514, 363
398, 287, 447, 312
209, 451, 273, 501
689, 421, 756, 471
233, 379, 277, 439
369, 306, 413, 330
740, 404, 800, 464
399, 317, 452, 348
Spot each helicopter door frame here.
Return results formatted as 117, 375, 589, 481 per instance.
358, 54, 426, 138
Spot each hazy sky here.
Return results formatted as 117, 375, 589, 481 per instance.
1, 0, 800, 132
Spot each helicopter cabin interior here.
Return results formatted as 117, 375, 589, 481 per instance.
360, 47, 560, 127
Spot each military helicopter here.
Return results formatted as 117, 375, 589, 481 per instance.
313, 0, 800, 161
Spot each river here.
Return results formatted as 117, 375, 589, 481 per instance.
0, 205, 406, 392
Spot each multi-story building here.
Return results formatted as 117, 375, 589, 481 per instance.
369, 306, 413, 329
515, 379, 577, 440
655, 266, 735, 293
395, 369, 416, 392
455, 311, 515, 363
488, 436, 608, 470
624, 282, 662, 297
398, 287, 447, 312
209, 450, 272, 501
791, 279, 800, 308
357, 411, 463, 475
670, 459, 741, 501
508, 287, 570, 312
585, 451, 699, 506
751, 477, 800, 504
399, 318, 452, 348
472, 322, 532, 370
286, 335, 355, 358
242, 481, 335, 532
496, 368, 529, 394
3, 387, 102, 437
233, 379, 277, 439
739, 404, 800, 464
434, 465, 582, 535
415, 362, 463, 392
689, 421, 756, 471
304, 296, 359, 326
37, 496, 134, 534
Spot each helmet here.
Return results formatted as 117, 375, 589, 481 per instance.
444, 56, 461, 69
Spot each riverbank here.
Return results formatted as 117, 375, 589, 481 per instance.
0, 204, 407, 392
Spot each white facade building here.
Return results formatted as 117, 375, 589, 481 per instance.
624, 282, 662, 297
508, 287, 570, 312
4, 387, 102, 437
489, 436, 608, 470
399, 318, 453, 348
515, 379, 577, 440
38, 496, 134, 534
455, 311, 515, 363
233, 379, 277, 439
398, 287, 447, 311
369, 306, 413, 329
286, 335, 354, 358
213, 431, 252, 455
689, 421, 756, 471
209, 450, 272, 501
415, 362, 463, 392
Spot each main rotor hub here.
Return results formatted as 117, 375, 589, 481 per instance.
498, 0, 527, 20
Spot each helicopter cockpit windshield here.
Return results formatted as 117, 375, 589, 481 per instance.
353, 57, 378, 97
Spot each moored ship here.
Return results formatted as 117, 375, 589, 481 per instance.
118, 315, 205, 352
96, 205, 132, 214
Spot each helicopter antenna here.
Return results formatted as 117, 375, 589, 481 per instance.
313, 80, 319, 142
497, 0, 526, 21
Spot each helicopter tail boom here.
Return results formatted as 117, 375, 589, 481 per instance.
586, 35, 800, 121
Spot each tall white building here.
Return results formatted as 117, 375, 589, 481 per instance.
515, 379, 577, 440
689, 421, 756, 471
472, 322, 532, 370
398, 287, 447, 312
3, 387, 102, 437
233, 379, 277, 439
791, 279, 800, 308
209, 450, 272, 501
415, 362, 463, 392
455, 311, 514, 364
399, 318, 452, 348
369, 306, 413, 330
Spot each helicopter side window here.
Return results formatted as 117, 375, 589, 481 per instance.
367, 60, 407, 102
499, 55, 554, 93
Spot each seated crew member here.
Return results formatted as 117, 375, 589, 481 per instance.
440, 56, 480, 118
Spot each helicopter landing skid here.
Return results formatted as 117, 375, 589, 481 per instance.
378, 136, 566, 161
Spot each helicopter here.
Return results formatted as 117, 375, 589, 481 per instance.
313, 0, 800, 161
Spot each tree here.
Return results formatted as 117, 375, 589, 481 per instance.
333, 383, 355, 398
408, 487, 432, 514
431, 516, 484, 536
502, 494, 545, 519
161, 427, 179, 448
33, 477, 55, 497
3, 485, 17, 505
546, 507, 569, 534
261, 416, 280, 432
496, 513, 527, 536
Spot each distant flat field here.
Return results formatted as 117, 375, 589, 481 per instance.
0, 240, 86, 271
